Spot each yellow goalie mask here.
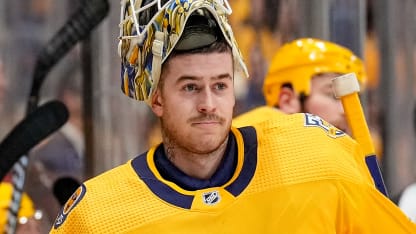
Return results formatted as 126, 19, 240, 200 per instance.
118, 0, 248, 104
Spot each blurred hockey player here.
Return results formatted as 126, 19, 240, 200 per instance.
234, 38, 366, 135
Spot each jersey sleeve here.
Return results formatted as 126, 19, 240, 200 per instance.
49, 183, 91, 233
352, 142, 377, 187
337, 180, 416, 233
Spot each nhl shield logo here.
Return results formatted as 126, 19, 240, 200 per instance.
202, 191, 220, 205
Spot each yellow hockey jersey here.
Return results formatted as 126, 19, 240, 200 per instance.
51, 113, 415, 233
233, 106, 284, 127
233, 106, 376, 188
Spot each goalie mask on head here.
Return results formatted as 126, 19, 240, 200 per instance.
118, 0, 248, 104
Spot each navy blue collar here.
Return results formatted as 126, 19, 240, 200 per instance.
154, 133, 237, 190
131, 127, 258, 209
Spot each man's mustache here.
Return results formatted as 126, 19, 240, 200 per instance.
188, 114, 225, 123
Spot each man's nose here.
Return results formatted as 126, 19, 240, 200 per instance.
197, 88, 216, 113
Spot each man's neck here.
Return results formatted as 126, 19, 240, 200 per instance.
163, 136, 229, 180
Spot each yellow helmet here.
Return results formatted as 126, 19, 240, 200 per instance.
263, 38, 367, 106
0, 182, 35, 231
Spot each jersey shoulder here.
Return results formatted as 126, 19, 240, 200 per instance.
233, 106, 284, 128
51, 160, 151, 232
253, 113, 366, 185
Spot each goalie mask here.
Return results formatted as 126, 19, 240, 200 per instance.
118, 0, 248, 103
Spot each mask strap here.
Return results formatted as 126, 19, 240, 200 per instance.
147, 30, 164, 104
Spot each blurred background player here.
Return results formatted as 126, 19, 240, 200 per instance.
233, 38, 382, 158
25, 63, 83, 227
0, 57, 44, 233
234, 38, 364, 131
0, 179, 43, 233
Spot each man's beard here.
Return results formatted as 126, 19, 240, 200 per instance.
160, 113, 228, 156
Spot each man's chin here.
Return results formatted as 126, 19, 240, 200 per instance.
190, 135, 228, 153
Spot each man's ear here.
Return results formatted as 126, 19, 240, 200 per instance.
278, 86, 301, 114
151, 89, 163, 117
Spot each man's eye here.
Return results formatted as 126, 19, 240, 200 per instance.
215, 83, 227, 90
184, 84, 198, 92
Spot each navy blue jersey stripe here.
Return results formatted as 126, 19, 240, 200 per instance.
131, 154, 194, 209
225, 126, 257, 196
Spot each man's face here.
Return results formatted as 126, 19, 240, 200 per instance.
151, 51, 235, 154
304, 73, 349, 134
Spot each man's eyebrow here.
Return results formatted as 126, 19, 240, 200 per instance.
215, 73, 233, 80
176, 76, 199, 84
175, 73, 232, 83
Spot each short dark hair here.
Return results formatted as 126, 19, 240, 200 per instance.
159, 9, 233, 89
167, 9, 231, 58
159, 38, 232, 90
168, 36, 231, 59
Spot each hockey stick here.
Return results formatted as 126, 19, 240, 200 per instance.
1, 100, 68, 233
27, 0, 110, 114
6, 1, 109, 233
332, 73, 389, 197
0, 101, 69, 180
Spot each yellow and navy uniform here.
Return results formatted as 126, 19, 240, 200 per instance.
232, 106, 375, 187
51, 113, 415, 233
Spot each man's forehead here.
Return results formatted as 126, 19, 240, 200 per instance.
165, 51, 232, 68
162, 52, 233, 82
